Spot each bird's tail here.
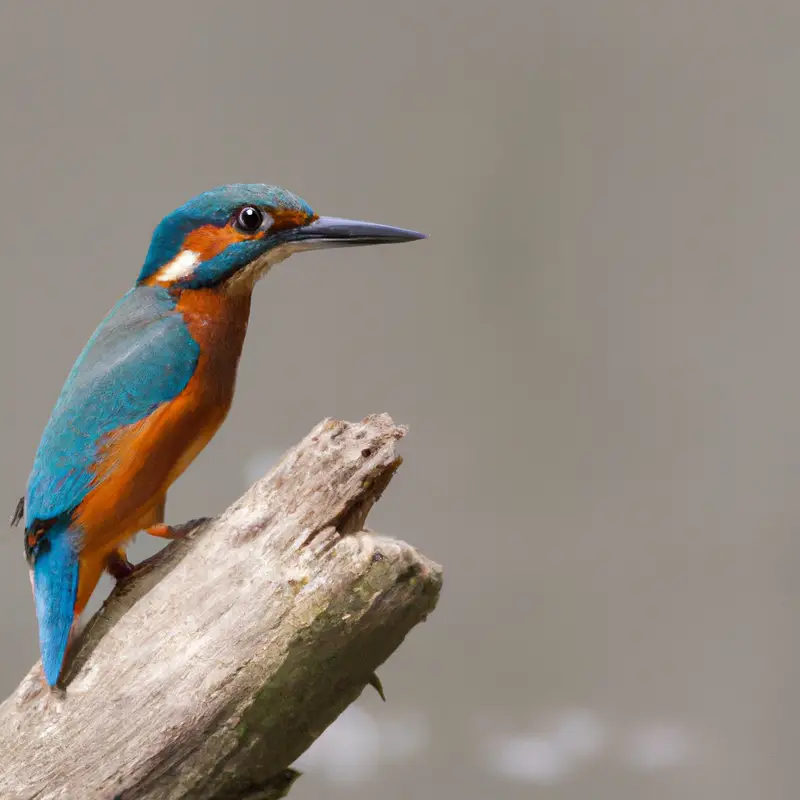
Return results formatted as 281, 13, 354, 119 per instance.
31, 520, 80, 686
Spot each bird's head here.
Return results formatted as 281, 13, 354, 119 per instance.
137, 184, 425, 291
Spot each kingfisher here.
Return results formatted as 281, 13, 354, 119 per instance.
11, 183, 425, 688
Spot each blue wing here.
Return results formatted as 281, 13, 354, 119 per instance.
25, 285, 200, 526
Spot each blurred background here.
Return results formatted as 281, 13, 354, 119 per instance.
1, 2, 798, 798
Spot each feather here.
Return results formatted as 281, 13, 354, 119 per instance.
25, 286, 200, 526
31, 518, 79, 686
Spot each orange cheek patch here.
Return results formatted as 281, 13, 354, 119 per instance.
182, 223, 265, 261
269, 209, 318, 233
146, 212, 319, 287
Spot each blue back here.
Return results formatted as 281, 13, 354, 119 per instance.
25, 285, 200, 526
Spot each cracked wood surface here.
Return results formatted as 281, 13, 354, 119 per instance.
0, 414, 442, 800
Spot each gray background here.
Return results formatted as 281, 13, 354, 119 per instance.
1, 2, 798, 798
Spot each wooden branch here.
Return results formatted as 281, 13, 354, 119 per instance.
0, 414, 442, 800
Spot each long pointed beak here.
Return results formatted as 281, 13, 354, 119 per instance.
285, 216, 427, 249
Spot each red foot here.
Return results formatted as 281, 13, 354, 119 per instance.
145, 517, 210, 540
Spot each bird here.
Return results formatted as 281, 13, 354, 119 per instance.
12, 183, 425, 688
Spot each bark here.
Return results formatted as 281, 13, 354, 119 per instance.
0, 414, 442, 800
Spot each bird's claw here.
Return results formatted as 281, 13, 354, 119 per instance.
177, 517, 212, 536
145, 517, 210, 540
107, 518, 211, 585
106, 550, 136, 583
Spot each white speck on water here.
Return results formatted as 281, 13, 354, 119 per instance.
294, 704, 429, 785
296, 705, 380, 785
622, 722, 693, 770
379, 710, 430, 762
551, 709, 607, 761
485, 734, 571, 785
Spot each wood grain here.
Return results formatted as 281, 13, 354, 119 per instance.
0, 414, 441, 800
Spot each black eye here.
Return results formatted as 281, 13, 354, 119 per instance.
235, 206, 264, 233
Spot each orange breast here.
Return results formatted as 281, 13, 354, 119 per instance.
75, 288, 252, 558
